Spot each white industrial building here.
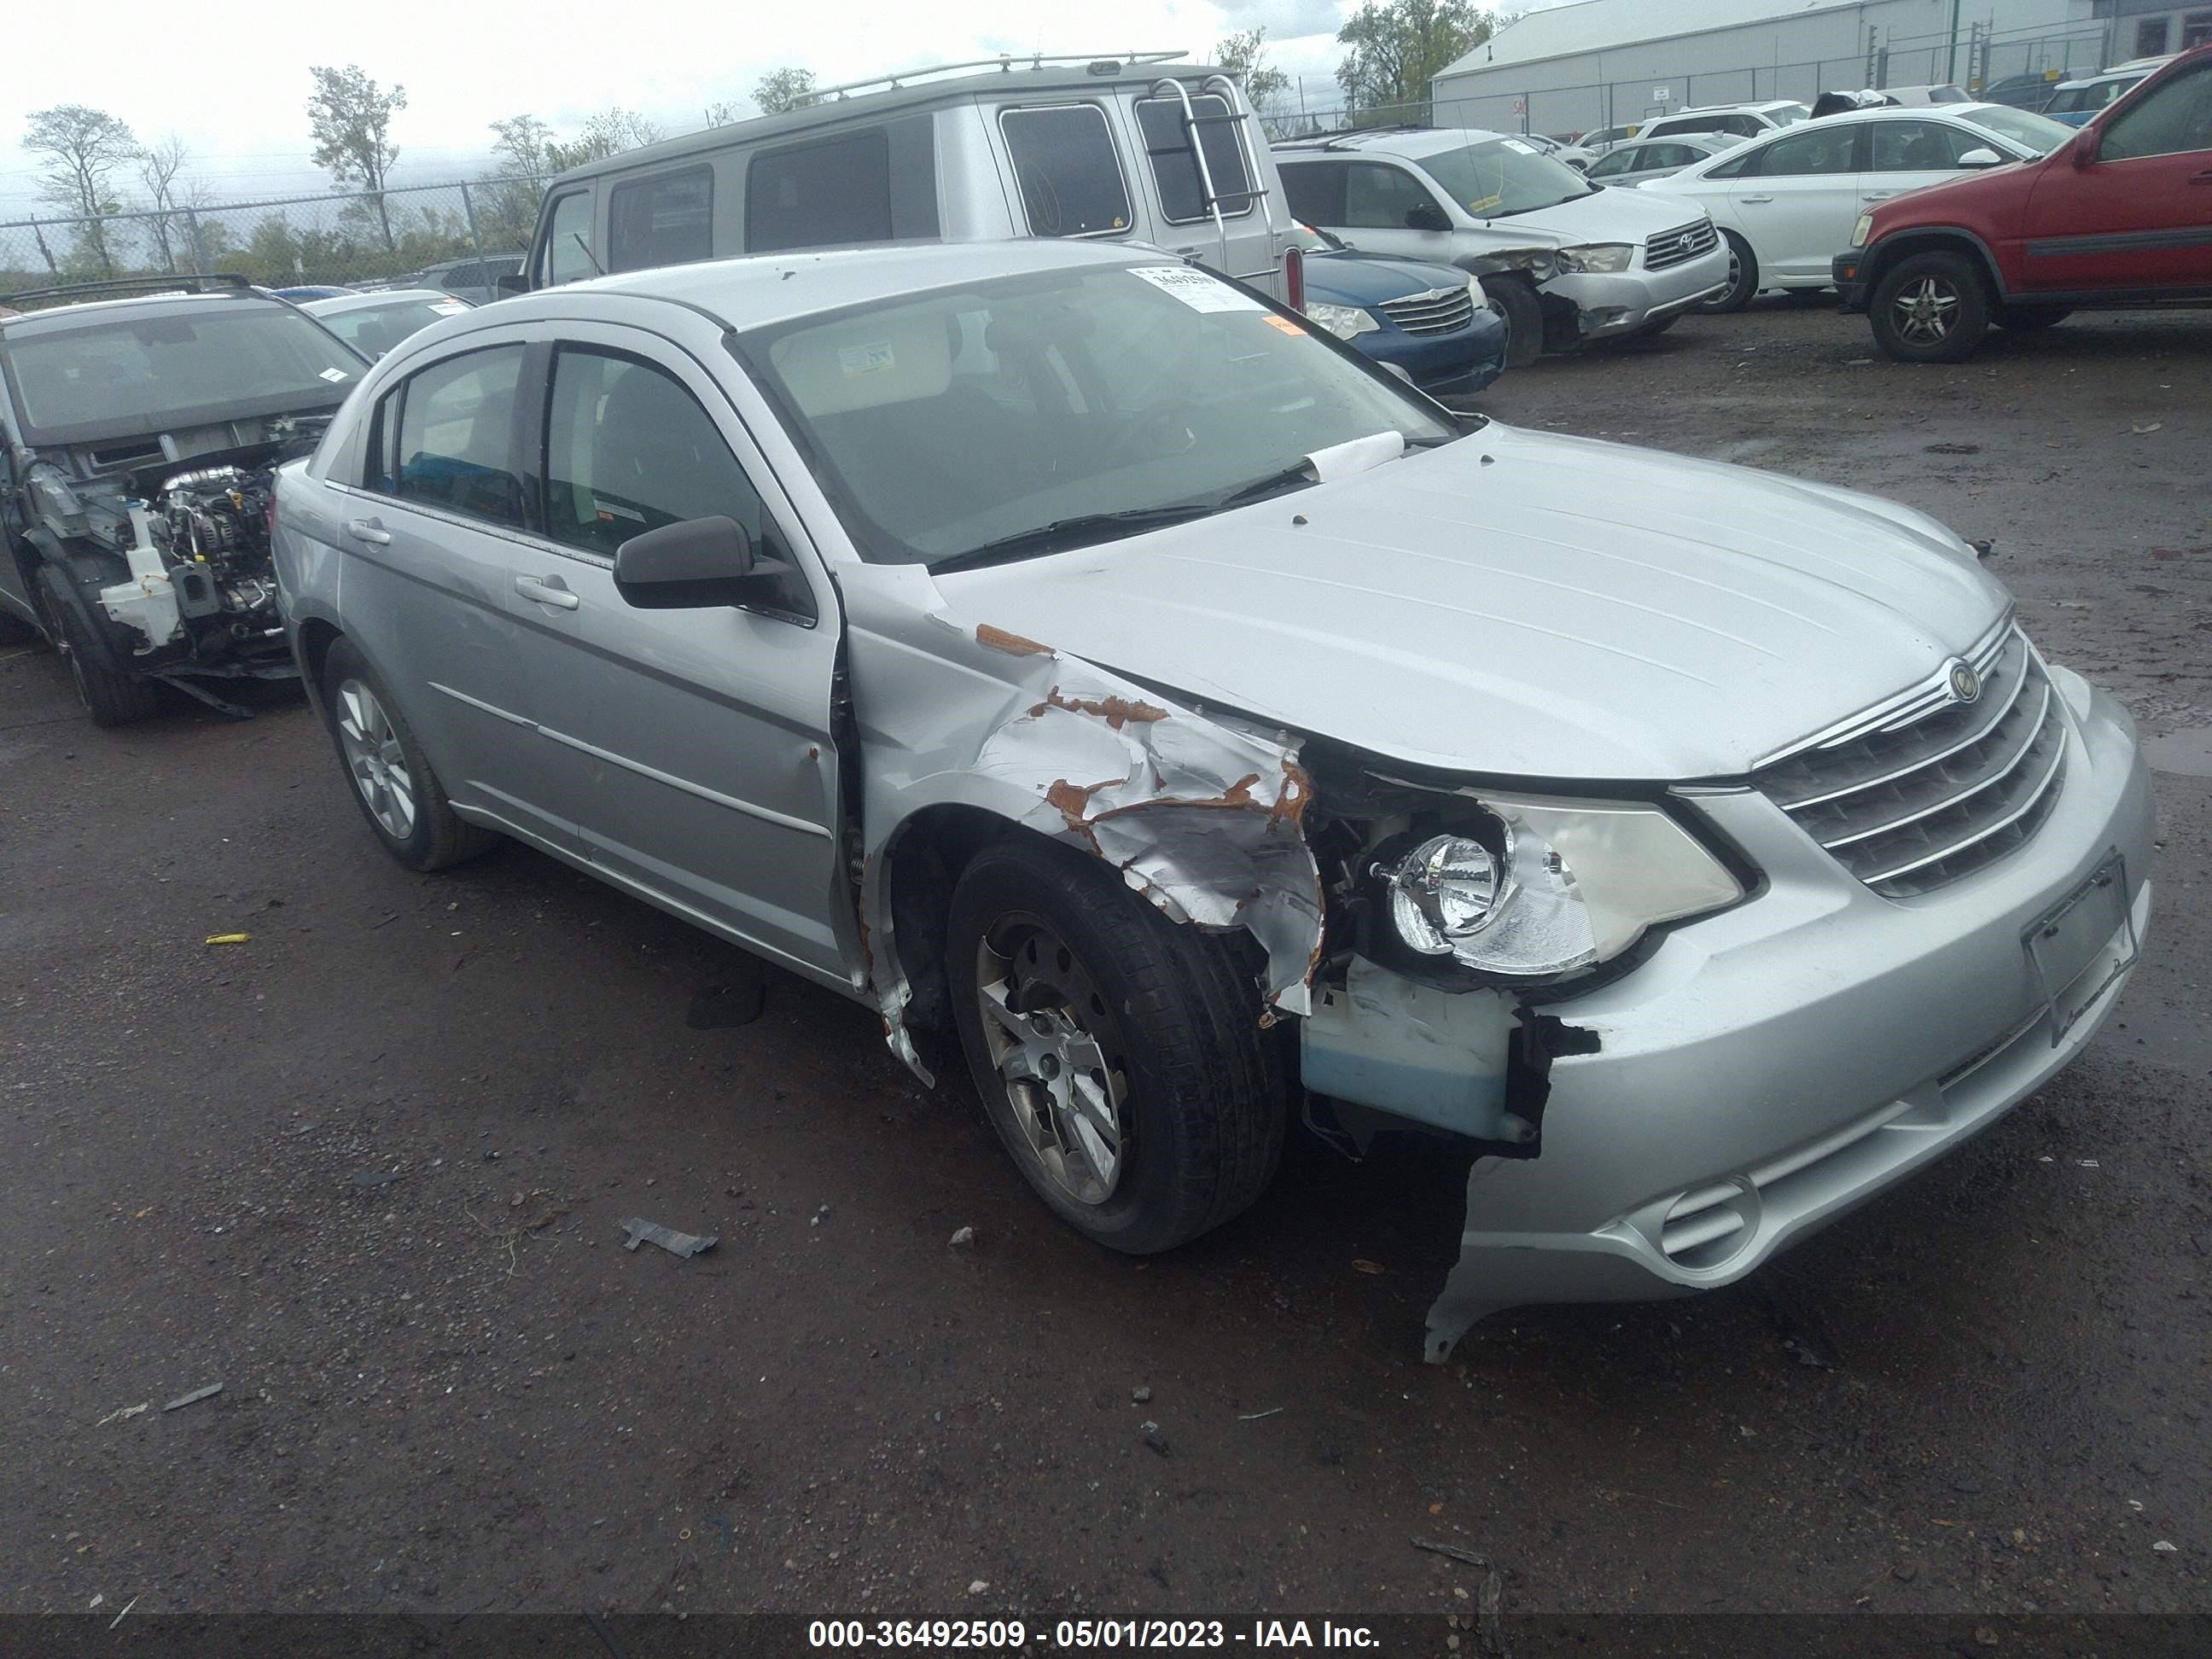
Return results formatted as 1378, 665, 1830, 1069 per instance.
1430, 0, 2138, 137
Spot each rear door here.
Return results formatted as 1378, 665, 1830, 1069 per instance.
1126, 91, 1279, 289
2019, 56, 2212, 294
1726, 121, 1867, 279
501, 323, 849, 981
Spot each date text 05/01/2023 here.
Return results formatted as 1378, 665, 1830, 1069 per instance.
807, 1620, 1382, 1650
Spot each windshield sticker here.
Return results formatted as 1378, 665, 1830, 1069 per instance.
839, 341, 897, 378
1464, 192, 1505, 214
1261, 314, 1305, 335
318, 368, 350, 382
1127, 265, 1265, 313
429, 301, 469, 315
1501, 138, 1535, 154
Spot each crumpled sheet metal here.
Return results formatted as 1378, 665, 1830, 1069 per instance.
969, 646, 1324, 1020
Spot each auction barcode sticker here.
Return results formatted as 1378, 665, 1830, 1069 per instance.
1126, 265, 1265, 312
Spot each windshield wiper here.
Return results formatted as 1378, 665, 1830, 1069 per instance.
928, 504, 1214, 573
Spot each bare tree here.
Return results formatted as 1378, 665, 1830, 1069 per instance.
306, 64, 408, 252
488, 114, 555, 178
543, 108, 665, 172
703, 100, 744, 127
753, 67, 818, 115
137, 135, 193, 273
1214, 29, 1291, 114
22, 105, 141, 277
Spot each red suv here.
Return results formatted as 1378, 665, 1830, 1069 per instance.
1835, 44, 2212, 360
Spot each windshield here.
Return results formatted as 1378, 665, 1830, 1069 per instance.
311, 296, 469, 357
4, 304, 360, 438
732, 263, 1456, 568
1415, 138, 1596, 218
1958, 104, 2074, 155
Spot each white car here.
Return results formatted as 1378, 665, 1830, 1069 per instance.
1636, 99, 1811, 145
1639, 102, 2075, 311
1274, 127, 1731, 365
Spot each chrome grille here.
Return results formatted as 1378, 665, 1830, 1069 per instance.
1753, 629, 2069, 899
1377, 284, 1476, 335
1644, 218, 1720, 271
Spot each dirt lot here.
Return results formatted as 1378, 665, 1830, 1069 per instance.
3, 300, 2209, 1639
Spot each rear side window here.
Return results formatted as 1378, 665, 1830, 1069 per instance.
747, 130, 894, 253
387, 345, 527, 527
1868, 120, 1984, 171
1135, 96, 1254, 222
543, 347, 765, 558
1742, 124, 1860, 176
542, 190, 594, 286
608, 166, 714, 274
999, 105, 1132, 236
1278, 160, 1346, 224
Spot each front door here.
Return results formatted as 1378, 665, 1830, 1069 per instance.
2021, 58, 2212, 294
502, 327, 849, 983
1861, 118, 1990, 213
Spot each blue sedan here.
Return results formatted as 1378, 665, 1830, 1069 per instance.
1292, 224, 1507, 399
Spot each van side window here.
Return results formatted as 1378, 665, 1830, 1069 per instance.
608, 166, 714, 274
999, 105, 1132, 236
747, 130, 894, 253
543, 191, 595, 286
1135, 96, 1255, 222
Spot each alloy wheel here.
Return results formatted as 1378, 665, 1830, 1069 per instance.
1891, 275, 1960, 346
974, 919, 1130, 1208
335, 678, 418, 841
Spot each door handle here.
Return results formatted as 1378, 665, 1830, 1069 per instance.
1861, 192, 1895, 201
2192, 170, 2212, 185
1738, 194, 1774, 204
515, 574, 580, 610
344, 518, 392, 546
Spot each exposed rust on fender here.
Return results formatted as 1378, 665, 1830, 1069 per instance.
975, 624, 1055, 657
1032, 687, 1171, 730
1272, 760, 1315, 829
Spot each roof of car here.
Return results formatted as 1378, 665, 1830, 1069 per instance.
1652, 99, 1804, 118
303, 288, 469, 316
548, 61, 1238, 187
500, 239, 1155, 333
0, 287, 289, 339
1274, 126, 1511, 158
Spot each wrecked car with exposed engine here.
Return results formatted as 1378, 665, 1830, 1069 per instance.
0, 276, 366, 724
269, 242, 2154, 1357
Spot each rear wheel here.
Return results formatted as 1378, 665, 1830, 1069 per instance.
45, 577, 161, 726
947, 836, 1287, 1254
1999, 305, 2072, 330
1869, 251, 1992, 363
319, 636, 498, 871
1480, 275, 1545, 369
1698, 232, 1758, 313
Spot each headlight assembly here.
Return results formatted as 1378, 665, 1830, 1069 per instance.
1371, 794, 1743, 983
1851, 212, 1874, 248
1303, 302, 1381, 340
1554, 242, 1636, 274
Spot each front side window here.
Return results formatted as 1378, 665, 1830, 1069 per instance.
1344, 161, 1442, 227
2099, 61, 2212, 160
1586, 148, 1642, 178
746, 131, 893, 253
387, 345, 526, 527
1743, 124, 1860, 177
1417, 139, 1598, 216
608, 166, 714, 274
543, 348, 765, 558
999, 105, 1132, 236
543, 191, 595, 286
1135, 96, 1254, 222
732, 261, 1454, 568
1958, 105, 2071, 156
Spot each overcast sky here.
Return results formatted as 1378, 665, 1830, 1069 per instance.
1, 0, 1377, 219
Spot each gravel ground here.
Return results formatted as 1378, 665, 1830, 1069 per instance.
2, 300, 2208, 1637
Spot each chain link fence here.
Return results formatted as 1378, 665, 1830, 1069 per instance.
2, 176, 548, 300
1271, 21, 2112, 141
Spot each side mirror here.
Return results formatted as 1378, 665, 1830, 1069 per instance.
2070, 126, 2101, 167
615, 515, 776, 609
1404, 202, 1452, 232
494, 272, 527, 298
1957, 147, 2004, 168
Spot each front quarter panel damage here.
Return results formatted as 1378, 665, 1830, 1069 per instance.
847, 586, 1323, 1081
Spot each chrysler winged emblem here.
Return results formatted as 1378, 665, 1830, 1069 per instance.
1946, 658, 1982, 703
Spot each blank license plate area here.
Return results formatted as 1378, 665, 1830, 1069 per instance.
2025, 852, 2135, 1045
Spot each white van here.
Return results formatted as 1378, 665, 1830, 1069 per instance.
519, 53, 1296, 304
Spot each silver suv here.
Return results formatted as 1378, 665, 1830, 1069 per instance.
274, 242, 2152, 1355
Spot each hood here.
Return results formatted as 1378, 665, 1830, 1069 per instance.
1304, 250, 1476, 306
936, 424, 2009, 782
1490, 183, 1708, 240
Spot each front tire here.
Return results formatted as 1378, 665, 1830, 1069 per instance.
45, 575, 161, 726
946, 836, 1288, 1254
1481, 276, 1545, 370
319, 636, 498, 871
1869, 251, 1992, 363
1699, 232, 1758, 313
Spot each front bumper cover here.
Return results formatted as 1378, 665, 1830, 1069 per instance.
1833, 247, 1871, 311
1422, 670, 2155, 1357
1550, 242, 1732, 338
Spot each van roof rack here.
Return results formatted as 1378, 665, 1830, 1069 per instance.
0, 272, 254, 308
808, 50, 1189, 103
